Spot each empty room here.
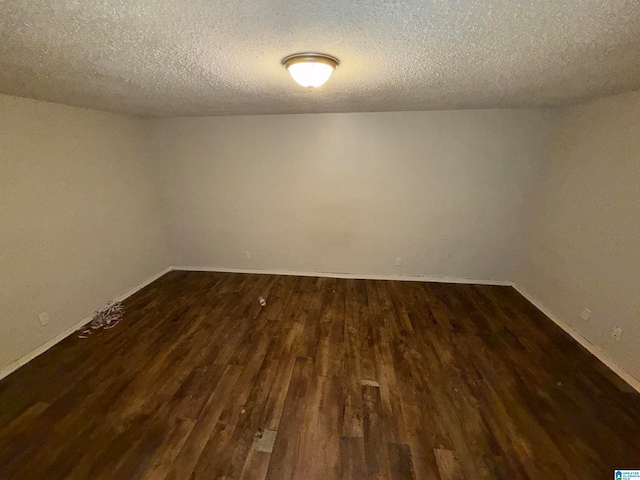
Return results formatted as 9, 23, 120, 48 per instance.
1, 0, 639, 479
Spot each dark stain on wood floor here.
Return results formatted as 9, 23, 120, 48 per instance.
0, 271, 639, 479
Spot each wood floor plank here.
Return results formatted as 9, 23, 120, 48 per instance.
362, 384, 392, 478
339, 436, 367, 479
239, 449, 271, 480
434, 448, 464, 480
388, 443, 416, 480
265, 355, 314, 480
343, 279, 365, 438
140, 418, 196, 480
1, 271, 639, 479
163, 363, 243, 480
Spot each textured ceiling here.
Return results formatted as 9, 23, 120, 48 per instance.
1, 0, 639, 117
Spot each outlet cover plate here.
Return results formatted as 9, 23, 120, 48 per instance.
612, 327, 623, 341
38, 312, 50, 326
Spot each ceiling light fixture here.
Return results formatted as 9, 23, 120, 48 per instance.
282, 53, 339, 88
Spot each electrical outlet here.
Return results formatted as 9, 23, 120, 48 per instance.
612, 327, 623, 341
38, 312, 50, 326
245, 251, 251, 260
395, 258, 402, 266
580, 307, 592, 321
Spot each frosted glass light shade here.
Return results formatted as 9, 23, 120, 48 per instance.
287, 62, 334, 88
282, 53, 339, 88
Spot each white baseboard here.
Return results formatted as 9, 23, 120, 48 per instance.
170, 265, 512, 286
171, 268, 637, 392
0, 314, 96, 382
0, 266, 173, 382
511, 283, 640, 393
0, 265, 505, 382
5, 266, 637, 395
113, 266, 173, 302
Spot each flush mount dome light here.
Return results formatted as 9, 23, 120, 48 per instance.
282, 53, 339, 88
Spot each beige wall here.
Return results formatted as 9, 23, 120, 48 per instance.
0, 94, 169, 370
4, 90, 637, 383
148, 110, 553, 281
516, 90, 640, 379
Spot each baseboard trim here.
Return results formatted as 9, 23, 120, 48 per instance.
0, 266, 173, 382
6, 267, 636, 394
113, 266, 173, 302
511, 283, 640, 393
170, 265, 512, 286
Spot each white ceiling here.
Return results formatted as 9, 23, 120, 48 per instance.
1, 0, 639, 117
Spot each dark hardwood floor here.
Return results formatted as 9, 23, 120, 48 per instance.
0, 271, 638, 479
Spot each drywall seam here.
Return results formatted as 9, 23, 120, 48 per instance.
169, 266, 513, 286
0, 266, 173, 381
511, 283, 640, 393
